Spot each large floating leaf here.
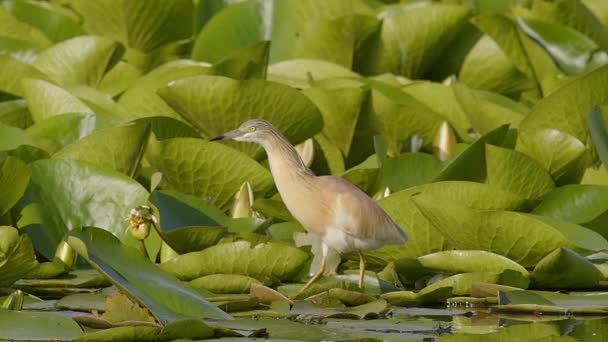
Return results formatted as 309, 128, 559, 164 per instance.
524, 0, 608, 51
366, 79, 447, 154
0, 227, 38, 287
517, 128, 588, 185
412, 195, 608, 267
118, 60, 213, 120
53, 123, 150, 177
532, 184, 608, 238
360, 3, 471, 78
20, 78, 93, 122
0, 156, 31, 216
453, 82, 524, 134
70, 0, 193, 52
146, 138, 274, 208
459, 34, 534, 98
517, 18, 608, 76
0, 55, 49, 97
0, 6, 50, 49
520, 64, 608, 143
192, 0, 376, 67
0, 310, 83, 341
434, 124, 509, 182
376, 153, 442, 193
158, 75, 323, 158
485, 144, 555, 200
418, 250, 528, 276
0, 99, 31, 128
421, 271, 528, 297
32, 36, 123, 87
5, 0, 84, 43
27, 159, 150, 259
531, 247, 603, 289
268, 59, 360, 89
303, 84, 366, 157
401, 82, 472, 141
68, 227, 230, 323
160, 240, 310, 282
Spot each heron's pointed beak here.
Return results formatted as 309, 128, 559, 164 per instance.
210, 129, 243, 141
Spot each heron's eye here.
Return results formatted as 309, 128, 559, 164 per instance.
247, 126, 256, 132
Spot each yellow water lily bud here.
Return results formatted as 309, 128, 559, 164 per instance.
2, 290, 24, 311
128, 205, 157, 241
433, 121, 457, 161
230, 181, 254, 218
373, 187, 391, 201
295, 138, 314, 167
54, 240, 76, 269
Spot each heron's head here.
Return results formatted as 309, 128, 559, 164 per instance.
210, 119, 278, 144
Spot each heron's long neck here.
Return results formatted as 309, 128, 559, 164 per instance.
261, 131, 313, 189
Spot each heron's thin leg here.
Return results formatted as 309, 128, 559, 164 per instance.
293, 243, 328, 298
359, 251, 366, 288
294, 254, 326, 298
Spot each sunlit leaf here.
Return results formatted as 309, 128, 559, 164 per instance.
146, 138, 274, 208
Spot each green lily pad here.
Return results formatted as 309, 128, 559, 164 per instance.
0, 99, 31, 128
267, 59, 360, 89
118, 60, 213, 120
412, 195, 608, 267
434, 124, 509, 182
150, 190, 228, 229
520, 64, 608, 143
517, 18, 608, 76
517, 128, 588, 185
303, 84, 366, 157
499, 289, 608, 308
0, 228, 38, 287
360, 3, 471, 78
459, 34, 534, 98
440, 321, 561, 342
189, 274, 262, 294
418, 250, 529, 276
157, 75, 323, 158
70, 0, 193, 53
55, 293, 107, 312
531, 247, 603, 289
401, 81, 472, 141
277, 274, 397, 299
376, 152, 442, 192
27, 159, 150, 260
532, 184, 608, 238
68, 227, 231, 323
212, 40, 269, 80
15, 269, 109, 288
0, 156, 30, 216
453, 82, 524, 134
523, 0, 608, 51
0, 6, 50, 49
161, 226, 226, 255
20, 78, 93, 122
0, 310, 83, 341
160, 240, 310, 282
32, 35, 123, 87
485, 144, 555, 200
146, 138, 274, 208
422, 271, 529, 297
25, 113, 97, 153
0, 55, 49, 96
53, 123, 150, 177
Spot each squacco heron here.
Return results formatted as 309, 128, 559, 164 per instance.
211, 119, 408, 296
